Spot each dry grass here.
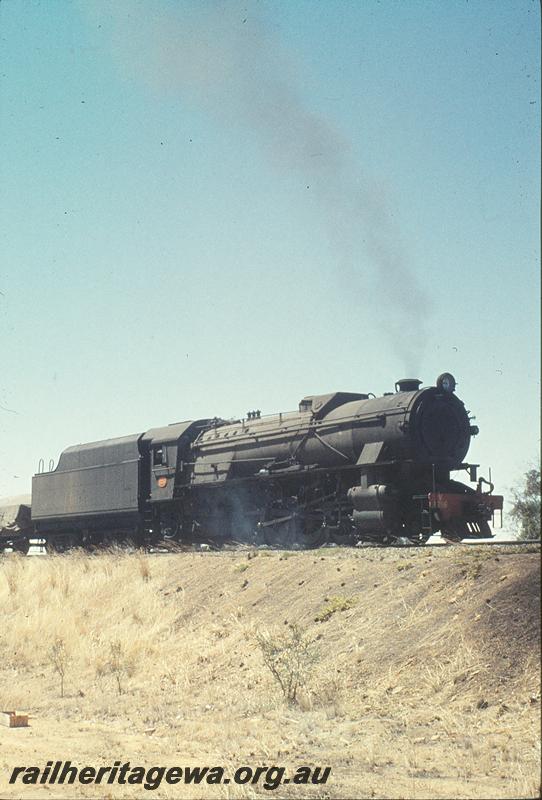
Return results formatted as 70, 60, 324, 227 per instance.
0, 545, 539, 799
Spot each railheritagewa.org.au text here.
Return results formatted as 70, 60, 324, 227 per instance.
9, 761, 331, 791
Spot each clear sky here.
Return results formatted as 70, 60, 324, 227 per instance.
0, 0, 539, 526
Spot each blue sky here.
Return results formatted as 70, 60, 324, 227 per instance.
0, 0, 539, 521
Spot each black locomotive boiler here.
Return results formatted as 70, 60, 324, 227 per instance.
25, 372, 502, 552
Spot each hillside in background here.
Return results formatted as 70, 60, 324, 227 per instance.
0, 544, 540, 799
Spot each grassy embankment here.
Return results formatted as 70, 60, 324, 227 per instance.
0, 544, 540, 799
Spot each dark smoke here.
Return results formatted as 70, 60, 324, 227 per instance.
83, 0, 430, 372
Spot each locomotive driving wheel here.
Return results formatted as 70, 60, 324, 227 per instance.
263, 514, 328, 549
263, 518, 296, 549
295, 515, 328, 549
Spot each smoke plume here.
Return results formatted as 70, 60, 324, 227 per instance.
83, 0, 430, 372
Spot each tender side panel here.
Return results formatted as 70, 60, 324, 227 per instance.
32, 434, 143, 520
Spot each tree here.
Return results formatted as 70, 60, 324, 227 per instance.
510, 467, 540, 540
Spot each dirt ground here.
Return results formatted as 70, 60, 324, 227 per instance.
0, 543, 540, 799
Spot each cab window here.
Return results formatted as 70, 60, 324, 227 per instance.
153, 446, 167, 466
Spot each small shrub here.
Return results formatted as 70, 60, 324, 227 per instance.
459, 559, 483, 580
49, 636, 70, 698
256, 624, 319, 704
234, 562, 249, 573
109, 641, 129, 695
97, 641, 133, 695
315, 595, 356, 622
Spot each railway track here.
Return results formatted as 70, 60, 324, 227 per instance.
11, 537, 540, 557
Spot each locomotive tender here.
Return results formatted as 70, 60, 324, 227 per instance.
24, 372, 502, 552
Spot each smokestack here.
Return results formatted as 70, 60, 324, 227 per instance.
395, 378, 422, 393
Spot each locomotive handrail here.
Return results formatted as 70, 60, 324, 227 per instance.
195, 411, 394, 450
194, 398, 412, 442
34, 457, 140, 475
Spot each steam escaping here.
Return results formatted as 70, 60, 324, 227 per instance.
83, 1, 430, 371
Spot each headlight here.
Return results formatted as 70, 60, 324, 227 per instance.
436, 372, 456, 393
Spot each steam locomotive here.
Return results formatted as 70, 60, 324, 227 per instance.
3, 372, 503, 552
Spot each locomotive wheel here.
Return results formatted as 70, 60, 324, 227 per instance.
45, 534, 80, 553
263, 516, 329, 550
263, 519, 296, 549
45, 536, 61, 553
295, 521, 328, 549
404, 531, 432, 546
440, 520, 467, 543
331, 522, 356, 546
